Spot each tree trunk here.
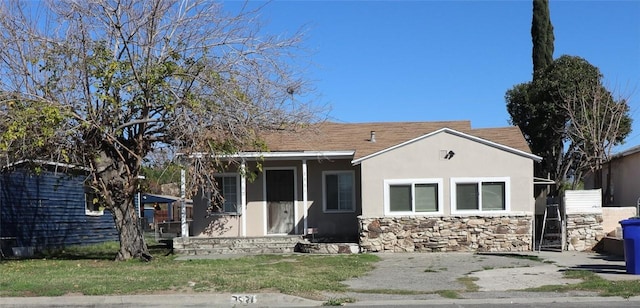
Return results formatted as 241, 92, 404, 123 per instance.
111, 198, 152, 261
94, 151, 151, 261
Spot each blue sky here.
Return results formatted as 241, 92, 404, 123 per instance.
226, 1, 640, 151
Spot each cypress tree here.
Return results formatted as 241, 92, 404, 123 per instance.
531, 0, 554, 77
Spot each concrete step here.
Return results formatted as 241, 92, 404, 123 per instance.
296, 242, 359, 254
178, 242, 300, 250
177, 246, 297, 255
173, 236, 305, 255
175, 238, 302, 246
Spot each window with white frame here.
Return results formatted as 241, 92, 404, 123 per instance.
210, 174, 239, 214
451, 177, 509, 212
84, 186, 104, 216
384, 179, 443, 215
323, 171, 355, 212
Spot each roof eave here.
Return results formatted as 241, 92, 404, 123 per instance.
352, 128, 542, 165
612, 144, 640, 159
181, 151, 356, 161
2, 159, 91, 172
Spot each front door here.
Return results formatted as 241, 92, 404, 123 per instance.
265, 169, 295, 234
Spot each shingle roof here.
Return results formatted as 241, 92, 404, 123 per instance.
256, 121, 532, 160
612, 144, 640, 159
469, 126, 532, 154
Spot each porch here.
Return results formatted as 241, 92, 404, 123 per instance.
172, 235, 359, 255
173, 236, 304, 255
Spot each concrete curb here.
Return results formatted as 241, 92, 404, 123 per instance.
4, 294, 640, 308
0, 293, 323, 308
346, 296, 640, 306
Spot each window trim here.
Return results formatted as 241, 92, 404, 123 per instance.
322, 170, 356, 213
450, 177, 510, 214
210, 173, 241, 215
384, 178, 444, 216
84, 188, 104, 216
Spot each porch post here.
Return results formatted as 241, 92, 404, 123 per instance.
180, 168, 188, 238
241, 162, 247, 237
302, 159, 308, 235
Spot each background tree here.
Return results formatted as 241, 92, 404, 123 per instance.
0, 0, 318, 261
506, 55, 632, 190
561, 82, 632, 192
507, 0, 558, 183
531, 0, 555, 76
141, 162, 183, 195
506, 1, 632, 192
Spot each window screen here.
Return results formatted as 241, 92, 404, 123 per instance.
415, 183, 438, 212
389, 185, 412, 212
456, 183, 479, 210
482, 182, 505, 211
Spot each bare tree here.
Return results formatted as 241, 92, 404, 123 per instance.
0, 0, 319, 261
561, 84, 632, 190
507, 55, 632, 192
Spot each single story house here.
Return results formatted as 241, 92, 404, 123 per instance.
141, 193, 193, 235
0, 161, 118, 257
187, 121, 542, 253
585, 144, 640, 208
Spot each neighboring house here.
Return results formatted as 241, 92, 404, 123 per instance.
188, 121, 542, 253
141, 193, 193, 235
585, 144, 640, 208
0, 162, 118, 257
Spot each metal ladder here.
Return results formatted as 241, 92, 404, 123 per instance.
538, 204, 563, 251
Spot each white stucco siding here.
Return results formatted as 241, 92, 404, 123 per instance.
360, 131, 534, 217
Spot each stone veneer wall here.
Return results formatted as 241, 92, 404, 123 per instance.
566, 213, 605, 251
358, 215, 533, 253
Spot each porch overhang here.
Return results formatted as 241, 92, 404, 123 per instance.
141, 193, 193, 205
533, 177, 556, 185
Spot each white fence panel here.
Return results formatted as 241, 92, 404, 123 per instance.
564, 189, 602, 214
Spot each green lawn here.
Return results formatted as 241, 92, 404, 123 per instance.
0, 241, 378, 298
4, 241, 640, 299
529, 270, 640, 298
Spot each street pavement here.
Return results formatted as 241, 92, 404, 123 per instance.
2, 251, 640, 307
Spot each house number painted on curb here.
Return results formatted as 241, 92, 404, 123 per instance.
231, 294, 257, 304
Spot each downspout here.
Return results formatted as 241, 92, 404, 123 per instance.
241, 162, 247, 237
302, 159, 308, 235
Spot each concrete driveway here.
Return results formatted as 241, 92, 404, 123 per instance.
324, 251, 640, 302
343, 252, 544, 292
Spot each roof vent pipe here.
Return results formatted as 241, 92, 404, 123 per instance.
370, 131, 376, 143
